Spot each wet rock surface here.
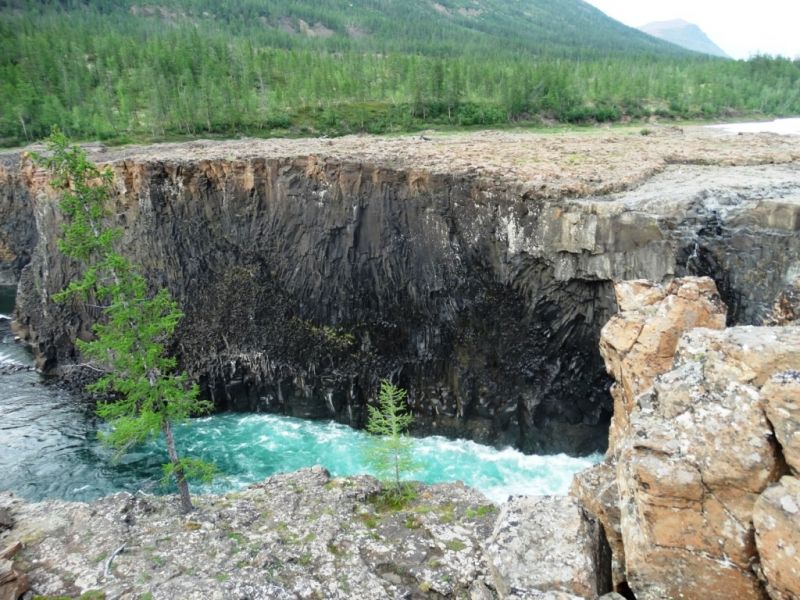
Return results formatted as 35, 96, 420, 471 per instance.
0, 467, 610, 600
2, 127, 799, 454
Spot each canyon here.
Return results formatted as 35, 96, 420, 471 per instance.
2, 126, 799, 455
2, 278, 798, 600
1, 125, 800, 599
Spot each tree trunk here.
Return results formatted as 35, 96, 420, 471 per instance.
163, 419, 193, 513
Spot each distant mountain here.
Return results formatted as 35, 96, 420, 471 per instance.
639, 19, 729, 58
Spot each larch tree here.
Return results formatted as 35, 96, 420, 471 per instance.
33, 130, 214, 513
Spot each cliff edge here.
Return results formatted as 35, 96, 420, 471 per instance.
2, 126, 799, 454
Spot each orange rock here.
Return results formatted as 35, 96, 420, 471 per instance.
599, 277, 726, 454
761, 372, 800, 475
754, 476, 800, 600
617, 325, 800, 600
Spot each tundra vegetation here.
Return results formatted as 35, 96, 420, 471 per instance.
2, 0, 799, 145
33, 130, 215, 513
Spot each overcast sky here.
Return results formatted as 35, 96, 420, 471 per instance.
584, 0, 800, 60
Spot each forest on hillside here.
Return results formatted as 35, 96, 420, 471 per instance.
1, 0, 799, 145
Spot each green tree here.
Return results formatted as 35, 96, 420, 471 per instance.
364, 380, 420, 503
33, 130, 214, 513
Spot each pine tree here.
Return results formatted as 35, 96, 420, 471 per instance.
33, 130, 214, 513
364, 380, 420, 503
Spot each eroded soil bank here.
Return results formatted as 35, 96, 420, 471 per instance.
1, 126, 799, 454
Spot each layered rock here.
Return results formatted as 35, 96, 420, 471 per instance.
2, 129, 799, 454
574, 276, 800, 600
0, 156, 35, 286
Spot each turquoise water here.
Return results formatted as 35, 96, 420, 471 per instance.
0, 286, 598, 504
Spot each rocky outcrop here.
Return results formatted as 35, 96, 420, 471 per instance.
2, 129, 800, 454
761, 371, 800, 472
569, 461, 625, 588
574, 276, 800, 600
0, 468, 609, 600
616, 326, 796, 600
485, 496, 611, 598
598, 277, 727, 452
573, 277, 727, 587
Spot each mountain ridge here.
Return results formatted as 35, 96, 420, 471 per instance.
639, 18, 730, 58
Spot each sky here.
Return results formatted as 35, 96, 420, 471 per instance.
584, 0, 800, 60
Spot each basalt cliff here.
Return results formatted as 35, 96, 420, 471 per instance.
1, 127, 799, 454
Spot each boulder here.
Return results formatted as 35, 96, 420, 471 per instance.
484, 496, 610, 598
599, 277, 726, 452
617, 326, 800, 600
570, 462, 625, 588
761, 371, 800, 474
753, 476, 800, 600
765, 279, 800, 326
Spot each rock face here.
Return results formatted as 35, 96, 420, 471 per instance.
485, 496, 611, 598
574, 276, 800, 600
0, 469, 609, 600
754, 477, 800, 600
574, 276, 726, 587
598, 277, 727, 452
569, 461, 625, 588
761, 371, 800, 472
2, 129, 799, 454
616, 326, 796, 600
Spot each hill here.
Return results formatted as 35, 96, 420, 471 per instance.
640, 19, 729, 58
1, 0, 687, 59
1, 1, 799, 145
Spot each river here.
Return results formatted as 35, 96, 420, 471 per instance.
707, 117, 800, 135
0, 286, 597, 504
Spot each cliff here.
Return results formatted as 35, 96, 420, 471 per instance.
2, 127, 800, 454
573, 277, 800, 600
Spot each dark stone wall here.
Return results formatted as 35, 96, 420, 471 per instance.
7, 156, 799, 455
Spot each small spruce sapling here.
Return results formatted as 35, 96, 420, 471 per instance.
364, 380, 420, 505
33, 130, 214, 513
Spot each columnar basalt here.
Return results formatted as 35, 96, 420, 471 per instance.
2, 129, 799, 454
0, 156, 35, 286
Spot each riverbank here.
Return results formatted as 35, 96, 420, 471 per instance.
0, 467, 609, 600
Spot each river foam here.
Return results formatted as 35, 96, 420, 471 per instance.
172, 413, 599, 504
1, 287, 598, 504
